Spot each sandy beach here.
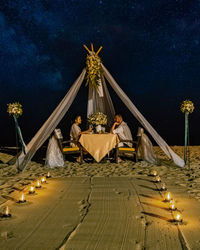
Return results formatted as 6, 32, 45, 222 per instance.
0, 146, 200, 249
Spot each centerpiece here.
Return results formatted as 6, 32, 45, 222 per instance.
88, 112, 107, 133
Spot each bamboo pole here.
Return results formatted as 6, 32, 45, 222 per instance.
83, 44, 91, 53
96, 46, 103, 55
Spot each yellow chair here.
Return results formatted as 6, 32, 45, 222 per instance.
57, 138, 83, 163
115, 136, 141, 163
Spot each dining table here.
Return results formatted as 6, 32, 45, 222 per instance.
78, 133, 119, 162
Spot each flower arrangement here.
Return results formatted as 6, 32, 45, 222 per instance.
7, 102, 23, 118
88, 112, 107, 126
86, 52, 102, 88
180, 100, 194, 114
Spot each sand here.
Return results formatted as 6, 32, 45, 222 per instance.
0, 146, 200, 249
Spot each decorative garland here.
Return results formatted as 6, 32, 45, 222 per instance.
85, 52, 102, 88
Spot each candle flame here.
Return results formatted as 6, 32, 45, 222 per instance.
47, 172, 50, 177
20, 193, 24, 201
41, 176, 46, 183
37, 180, 41, 187
165, 192, 172, 201
5, 206, 9, 215
174, 211, 182, 222
30, 186, 35, 193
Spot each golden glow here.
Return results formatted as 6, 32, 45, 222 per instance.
150, 170, 157, 176
4, 206, 10, 215
169, 200, 176, 210
161, 183, 166, 190
29, 186, 35, 193
19, 192, 25, 202
174, 211, 182, 222
47, 172, 51, 178
155, 176, 161, 182
165, 192, 172, 201
41, 176, 46, 183
36, 180, 41, 188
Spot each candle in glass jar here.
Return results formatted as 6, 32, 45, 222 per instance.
19, 192, 26, 203
164, 192, 172, 202
46, 172, 51, 178
36, 180, 41, 188
41, 176, 46, 184
173, 210, 183, 222
29, 185, 35, 194
155, 176, 161, 183
169, 200, 176, 210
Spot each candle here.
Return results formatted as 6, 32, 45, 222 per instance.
1, 206, 11, 218
19, 192, 26, 203
41, 176, 46, 184
164, 192, 172, 202
155, 176, 161, 183
169, 200, 176, 210
29, 186, 35, 194
36, 180, 41, 188
150, 170, 157, 176
173, 210, 183, 222
160, 183, 167, 191
46, 172, 51, 178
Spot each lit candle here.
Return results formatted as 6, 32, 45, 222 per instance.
1, 206, 11, 218
160, 183, 167, 191
164, 192, 172, 202
19, 192, 26, 203
36, 180, 41, 188
41, 176, 46, 184
29, 186, 35, 194
46, 172, 51, 178
169, 200, 176, 210
155, 176, 161, 183
150, 170, 157, 176
173, 210, 183, 222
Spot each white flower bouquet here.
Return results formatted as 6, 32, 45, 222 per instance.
88, 112, 107, 126
180, 100, 194, 114
7, 102, 23, 118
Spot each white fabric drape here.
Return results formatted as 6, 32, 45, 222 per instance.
137, 128, 158, 164
87, 75, 115, 127
45, 135, 64, 168
17, 69, 86, 171
102, 64, 185, 167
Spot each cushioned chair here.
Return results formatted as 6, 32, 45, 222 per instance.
115, 135, 141, 163
54, 129, 83, 163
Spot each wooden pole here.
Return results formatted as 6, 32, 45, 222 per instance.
83, 44, 91, 53
184, 112, 189, 165
91, 43, 94, 52
96, 46, 103, 55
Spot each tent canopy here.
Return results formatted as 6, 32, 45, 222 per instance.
16, 44, 185, 171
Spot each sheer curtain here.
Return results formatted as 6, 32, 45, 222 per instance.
87, 75, 115, 127
102, 64, 185, 167
17, 69, 86, 171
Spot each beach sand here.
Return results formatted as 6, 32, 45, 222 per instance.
0, 146, 200, 249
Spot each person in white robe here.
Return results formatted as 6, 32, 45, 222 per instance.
110, 114, 133, 147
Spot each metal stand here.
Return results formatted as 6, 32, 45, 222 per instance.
184, 112, 190, 169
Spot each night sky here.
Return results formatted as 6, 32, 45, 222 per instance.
0, 0, 200, 147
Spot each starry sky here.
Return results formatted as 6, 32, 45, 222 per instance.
0, 0, 200, 146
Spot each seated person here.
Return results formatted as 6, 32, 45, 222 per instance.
110, 114, 133, 147
70, 115, 92, 147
